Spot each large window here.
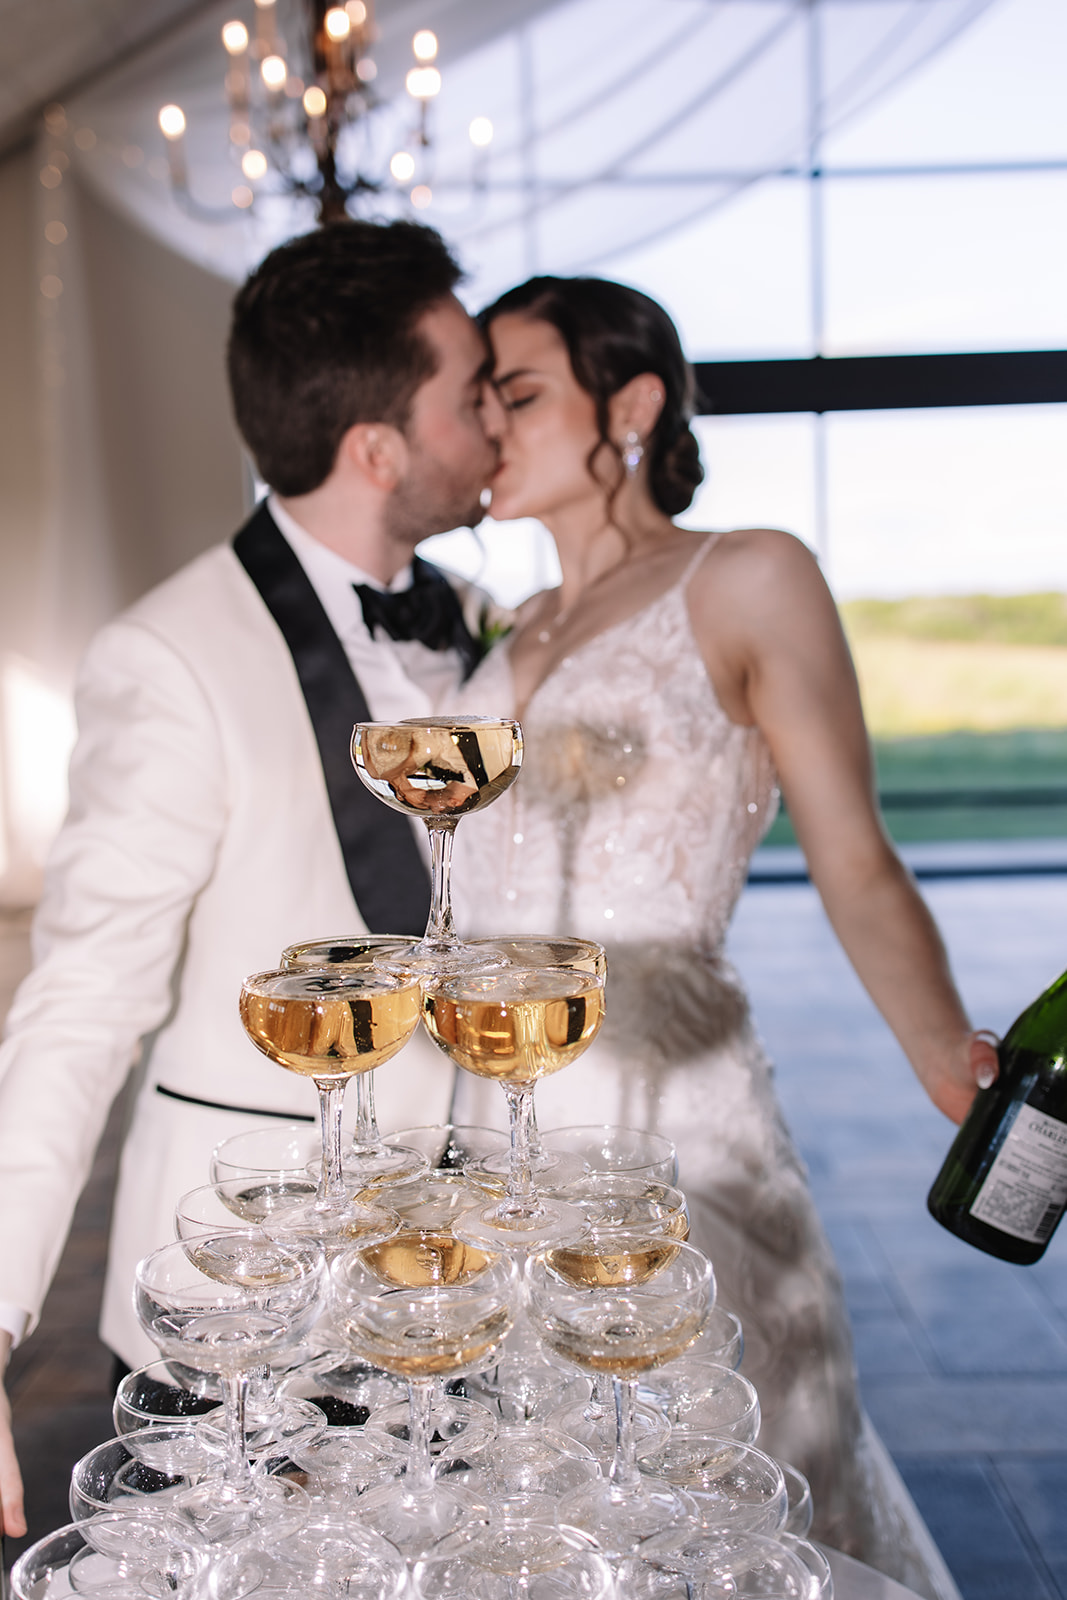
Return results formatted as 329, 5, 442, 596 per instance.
424, 0, 1066, 849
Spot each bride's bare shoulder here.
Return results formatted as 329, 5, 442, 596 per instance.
693, 526, 824, 598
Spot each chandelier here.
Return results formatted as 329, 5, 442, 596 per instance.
155, 0, 494, 224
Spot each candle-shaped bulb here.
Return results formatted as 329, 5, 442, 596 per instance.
221, 20, 248, 54
158, 104, 186, 140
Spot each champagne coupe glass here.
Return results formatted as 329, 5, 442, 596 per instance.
557, 1175, 689, 1239
637, 1360, 759, 1439
69, 1429, 211, 1517
329, 1243, 516, 1555
239, 965, 421, 1243
423, 960, 605, 1249
625, 1529, 818, 1600
350, 717, 523, 973
348, 1173, 503, 1462
642, 1436, 787, 1537
541, 1125, 679, 1186
12, 1518, 207, 1600
11, 1523, 90, 1600
134, 1232, 324, 1538
686, 1305, 744, 1369
211, 1123, 319, 1187
526, 1236, 715, 1555
779, 1461, 814, 1536
459, 939, 608, 1190
208, 1516, 408, 1599
113, 1359, 223, 1436
412, 1523, 614, 1600
173, 1184, 342, 1462
281, 935, 432, 1185
544, 1176, 689, 1460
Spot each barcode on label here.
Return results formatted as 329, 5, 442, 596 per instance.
969, 1104, 1067, 1244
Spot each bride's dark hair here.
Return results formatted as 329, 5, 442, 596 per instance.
479, 276, 703, 516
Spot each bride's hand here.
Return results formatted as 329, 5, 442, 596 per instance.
970, 1029, 999, 1092
928, 1030, 999, 1125
0, 1333, 26, 1537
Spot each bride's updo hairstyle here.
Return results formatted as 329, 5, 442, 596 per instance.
480, 276, 704, 516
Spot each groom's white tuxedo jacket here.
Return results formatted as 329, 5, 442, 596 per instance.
0, 505, 457, 1364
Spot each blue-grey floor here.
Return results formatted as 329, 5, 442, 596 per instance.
728, 872, 1067, 1600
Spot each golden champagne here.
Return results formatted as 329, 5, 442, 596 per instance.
184, 1237, 307, 1289
362, 1230, 492, 1288
240, 969, 421, 1084
547, 1233, 682, 1289
423, 969, 605, 1084
353, 718, 522, 820
539, 1297, 704, 1376
342, 1297, 512, 1379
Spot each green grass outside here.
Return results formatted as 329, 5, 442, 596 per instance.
842, 593, 1067, 648
762, 727, 1067, 847
758, 595, 1067, 851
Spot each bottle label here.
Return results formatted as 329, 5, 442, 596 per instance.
970, 1105, 1067, 1243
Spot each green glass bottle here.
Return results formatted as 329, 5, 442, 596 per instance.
928, 965, 1067, 1264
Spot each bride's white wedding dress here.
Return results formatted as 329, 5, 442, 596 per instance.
449, 535, 960, 1600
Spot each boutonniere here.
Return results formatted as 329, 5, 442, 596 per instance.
460, 586, 515, 661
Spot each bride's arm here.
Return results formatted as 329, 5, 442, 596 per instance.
688, 527, 997, 1124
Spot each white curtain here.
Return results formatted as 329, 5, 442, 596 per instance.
57, 0, 994, 300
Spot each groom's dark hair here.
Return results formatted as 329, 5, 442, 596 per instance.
228, 220, 463, 496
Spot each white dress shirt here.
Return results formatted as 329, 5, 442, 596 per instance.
269, 497, 467, 716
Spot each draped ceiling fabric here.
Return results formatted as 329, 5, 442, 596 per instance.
0, 0, 994, 901
63, 0, 994, 297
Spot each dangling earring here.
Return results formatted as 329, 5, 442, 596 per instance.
622, 430, 644, 476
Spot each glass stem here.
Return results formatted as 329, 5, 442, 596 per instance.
424, 819, 458, 944
587, 1373, 612, 1423
503, 1082, 538, 1214
245, 1364, 276, 1424
610, 1377, 641, 1494
314, 1079, 349, 1206
220, 1371, 252, 1489
353, 1069, 378, 1150
406, 1379, 436, 1498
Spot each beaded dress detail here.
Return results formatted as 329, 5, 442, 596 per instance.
449, 535, 958, 1599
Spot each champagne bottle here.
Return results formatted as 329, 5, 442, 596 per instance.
928, 966, 1067, 1263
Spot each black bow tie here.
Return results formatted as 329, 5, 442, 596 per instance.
355, 557, 481, 680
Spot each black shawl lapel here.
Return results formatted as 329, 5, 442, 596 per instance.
233, 502, 430, 935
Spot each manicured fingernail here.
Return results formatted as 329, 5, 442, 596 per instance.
976, 1066, 995, 1090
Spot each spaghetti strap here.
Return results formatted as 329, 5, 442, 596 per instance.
679, 530, 727, 588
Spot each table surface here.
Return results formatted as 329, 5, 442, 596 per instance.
824, 1545, 927, 1600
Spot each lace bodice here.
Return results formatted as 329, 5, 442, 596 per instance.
451, 535, 779, 952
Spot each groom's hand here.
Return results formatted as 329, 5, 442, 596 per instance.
0, 1332, 26, 1538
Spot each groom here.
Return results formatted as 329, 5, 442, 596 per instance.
0, 219, 501, 1536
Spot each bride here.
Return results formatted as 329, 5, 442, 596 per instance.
449, 274, 991, 1597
